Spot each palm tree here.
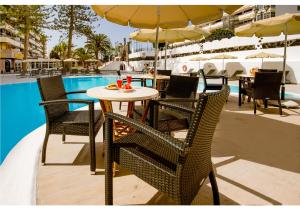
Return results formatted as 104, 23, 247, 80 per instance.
73, 47, 92, 66
85, 33, 111, 60
50, 41, 68, 60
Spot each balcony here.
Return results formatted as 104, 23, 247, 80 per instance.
237, 11, 255, 22
0, 36, 23, 49
202, 21, 224, 32
0, 49, 23, 59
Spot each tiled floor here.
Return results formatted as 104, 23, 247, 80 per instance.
36, 97, 300, 205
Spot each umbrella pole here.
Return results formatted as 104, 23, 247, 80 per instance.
261, 58, 263, 69
281, 24, 288, 100
164, 42, 167, 70
153, 7, 160, 89
222, 59, 224, 72
153, 26, 159, 89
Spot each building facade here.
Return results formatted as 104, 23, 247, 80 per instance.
199, 5, 300, 32
0, 22, 43, 73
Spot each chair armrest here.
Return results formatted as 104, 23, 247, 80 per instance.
152, 100, 195, 114
39, 99, 93, 106
105, 112, 188, 156
155, 98, 197, 103
205, 75, 225, 79
65, 90, 87, 95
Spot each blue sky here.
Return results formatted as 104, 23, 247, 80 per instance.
44, 18, 139, 55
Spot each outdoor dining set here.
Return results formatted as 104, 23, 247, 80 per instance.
35, 61, 285, 205
31, 5, 299, 205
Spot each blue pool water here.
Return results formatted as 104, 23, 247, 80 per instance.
0, 76, 299, 164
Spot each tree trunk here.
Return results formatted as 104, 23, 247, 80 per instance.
65, 5, 74, 73
95, 51, 99, 60
67, 5, 74, 59
22, 17, 30, 72
42, 43, 46, 58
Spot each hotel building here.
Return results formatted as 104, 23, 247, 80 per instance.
0, 22, 43, 73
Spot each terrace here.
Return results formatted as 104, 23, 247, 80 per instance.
0, 74, 299, 205
35, 96, 300, 205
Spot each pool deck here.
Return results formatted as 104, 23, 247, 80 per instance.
35, 97, 300, 205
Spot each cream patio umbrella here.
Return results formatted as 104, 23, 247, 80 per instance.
92, 5, 242, 88
85, 58, 99, 62
210, 54, 238, 74
64, 58, 78, 62
245, 52, 283, 69
190, 56, 210, 70
130, 25, 209, 69
235, 13, 300, 99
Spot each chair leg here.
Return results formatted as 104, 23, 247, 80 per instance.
62, 133, 66, 143
264, 99, 268, 109
105, 119, 113, 205
209, 170, 220, 205
119, 102, 122, 110
102, 122, 105, 157
41, 130, 50, 165
278, 99, 283, 115
89, 134, 96, 174
253, 99, 257, 114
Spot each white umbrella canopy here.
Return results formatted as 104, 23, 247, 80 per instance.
85, 58, 99, 62
190, 56, 210, 70
235, 13, 300, 99
210, 54, 238, 72
64, 58, 78, 62
92, 5, 242, 88
130, 26, 210, 43
131, 25, 209, 69
246, 52, 283, 69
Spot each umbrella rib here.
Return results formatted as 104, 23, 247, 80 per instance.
128, 6, 141, 27
103, 5, 118, 17
178, 5, 190, 22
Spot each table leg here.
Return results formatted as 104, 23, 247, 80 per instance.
141, 100, 150, 123
127, 101, 135, 118
100, 100, 119, 176
239, 79, 242, 106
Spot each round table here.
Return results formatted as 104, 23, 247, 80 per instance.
87, 86, 159, 119
87, 86, 159, 174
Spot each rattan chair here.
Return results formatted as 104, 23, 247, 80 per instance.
104, 85, 230, 205
37, 75, 104, 174
199, 69, 228, 92
245, 72, 283, 115
134, 75, 199, 133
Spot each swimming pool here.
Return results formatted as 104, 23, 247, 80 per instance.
0, 76, 299, 164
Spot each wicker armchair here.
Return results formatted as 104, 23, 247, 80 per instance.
104, 85, 230, 205
37, 75, 104, 174
134, 75, 199, 133
245, 72, 283, 115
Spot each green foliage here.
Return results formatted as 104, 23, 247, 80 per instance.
0, 5, 51, 61
40, 34, 48, 58
85, 33, 112, 60
73, 47, 92, 63
51, 6, 98, 58
50, 41, 68, 60
205, 28, 234, 42
51, 5, 97, 35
